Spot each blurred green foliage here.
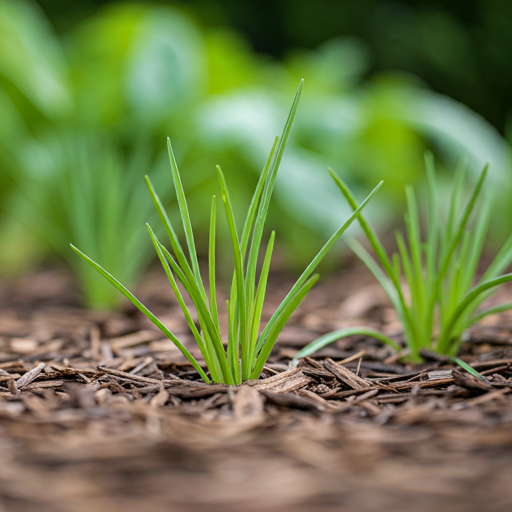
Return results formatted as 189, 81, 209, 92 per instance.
0, 0, 511, 309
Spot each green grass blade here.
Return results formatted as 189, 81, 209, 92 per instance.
216, 165, 246, 381
350, 239, 400, 308
404, 186, 426, 316
256, 180, 383, 353
395, 230, 424, 350
331, 169, 422, 349
240, 136, 279, 259
146, 224, 219, 381
246, 81, 303, 304
247, 231, 275, 377
292, 327, 401, 363
450, 357, 491, 384
425, 152, 438, 286
225, 298, 240, 384
70, 243, 210, 383
395, 231, 415, 300
427, 165, 488, 339
145, 175, 196, 284
251, 274, 319, 379
329, 169, 394, 276
436, 165, 488, 283
460, 196, 491, 292
444, 159, 467, 246
437, 272, 512, 353
469, 301, 512, 325
167, 139, 205, 296
480, 232, 512, 282
157, 241, 233, 383
208, 196, 219, 331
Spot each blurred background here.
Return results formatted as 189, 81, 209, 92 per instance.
1, 0, 511, 309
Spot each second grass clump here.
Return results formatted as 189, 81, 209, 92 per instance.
71, 81, 382, 384
295, 156, 512, 372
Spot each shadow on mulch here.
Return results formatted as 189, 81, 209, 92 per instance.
0, 265, 511, 512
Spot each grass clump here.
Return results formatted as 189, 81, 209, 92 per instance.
71, 81, 382, 384
295, 156, 512, 374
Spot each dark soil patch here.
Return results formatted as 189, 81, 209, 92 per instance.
0, 265, 511, 512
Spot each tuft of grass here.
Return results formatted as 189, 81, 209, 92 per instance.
294, 156, 512, 378
70, 81, 383, 384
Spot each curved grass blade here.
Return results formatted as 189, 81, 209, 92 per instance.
145, 175, 194, 281
329, 169, 394, 276
70, 243, 210, 383
250, 274, 319, 379
247, 231, 275, 379
480, 232, 512, 282
217, 165, 246, 382
209, 196, 219, 331
434, 165, 488, 292
425, 152, 438, 284
166, 139, 206, 298
246, 81, 303, 303
157, 241, 233, 384
437, 272, 512, 354
330, 169, 419, 348
292, 327, 401, 364
240, 136, 279, 259
468, 301, 512, 325
146, 224, 220, 382
256, 180, 383, 354
450, 356, 491, 384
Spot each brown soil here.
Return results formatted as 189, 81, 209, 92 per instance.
0, 264, 511, 512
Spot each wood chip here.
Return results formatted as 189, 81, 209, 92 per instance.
233, 385, 265, 420
323, 358, 368, 390
247, 367, 311, 393
90, 327, 101, 361
15, 362, 46, 391
150, 387, 170, 408
97, 366, 178, 386
10, 337, 38, 354
428, 369, 453, 381
259, 390, 324, 410
452, 370, 494, 392
109, 331, 159, 352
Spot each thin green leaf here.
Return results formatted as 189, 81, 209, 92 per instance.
425, 152, 438, 286
248, 231, 275, 377
146, 224, 220, 382
240, 136, 279, 259
209, 196, 219, 331
166, 139, 205, 296
216, 165, 246, 380
256, 180, 383, 353
251, 274, 319, 379
480, 232, 512, 282
450, 357, 491, 384
70, 243, 210, 383
293, 328, 401, 363
246, 81, 303, 303
437, 272, 512, 353
469, 301, 512, 325
157, 241, 233, 384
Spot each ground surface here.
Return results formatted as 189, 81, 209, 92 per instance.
0, 264, 511, 512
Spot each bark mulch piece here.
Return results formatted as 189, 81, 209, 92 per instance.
0, 265, 512, 512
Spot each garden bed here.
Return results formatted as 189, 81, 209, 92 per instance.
0, 263, 511, 512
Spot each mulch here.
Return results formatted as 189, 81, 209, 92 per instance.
0, 264, 511, 512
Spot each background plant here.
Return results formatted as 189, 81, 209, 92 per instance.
7, 131, 170, 308
1, 0, 511, 304
295, 157, 512, 366
72, 82, 382, 384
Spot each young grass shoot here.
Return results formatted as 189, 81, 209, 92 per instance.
294, 156, 512, 376
71, 81, 382, 384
